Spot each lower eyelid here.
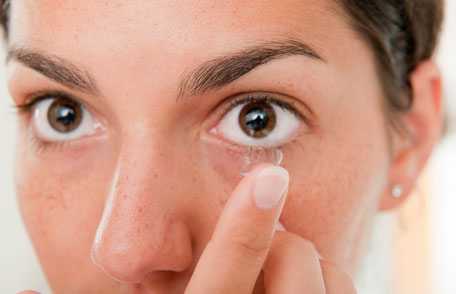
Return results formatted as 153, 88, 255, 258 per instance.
27, 127, 107, 155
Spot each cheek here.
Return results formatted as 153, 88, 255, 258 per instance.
14, 136, 117, 285
279, 130, 390, 270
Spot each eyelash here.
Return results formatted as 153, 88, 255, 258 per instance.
12, 90, 308, 153
13, 89, 76, 114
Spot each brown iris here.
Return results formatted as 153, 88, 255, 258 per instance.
239, 101, 276, 138
47, 98, 83, 133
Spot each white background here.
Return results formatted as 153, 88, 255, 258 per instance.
0, 3, 455, 293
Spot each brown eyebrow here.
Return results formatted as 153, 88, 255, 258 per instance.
5, 38, 324, 101
177, 38, 325, 100
6, 46, 101, 96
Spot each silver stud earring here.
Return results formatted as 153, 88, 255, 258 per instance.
392, 185, 403, 198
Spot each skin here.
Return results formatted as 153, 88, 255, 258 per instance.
5, 0, 442, 293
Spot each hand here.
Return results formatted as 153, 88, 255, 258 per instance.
185, 163, 357, 294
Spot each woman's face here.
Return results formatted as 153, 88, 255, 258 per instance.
8, 0, 396, 292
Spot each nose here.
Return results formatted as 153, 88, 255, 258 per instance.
91, 137, 193, 283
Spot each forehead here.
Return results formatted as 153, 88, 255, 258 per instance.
14, 0, 340, 23
10, 0, 346, 51
8, 0, 373, 101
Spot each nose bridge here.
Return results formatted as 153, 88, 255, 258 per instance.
91, 135, 193, 283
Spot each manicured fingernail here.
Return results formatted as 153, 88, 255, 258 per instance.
253, 166, 289, 210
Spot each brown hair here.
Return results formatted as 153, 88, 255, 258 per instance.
337, 0, 444, 134
0, 0, 445, 130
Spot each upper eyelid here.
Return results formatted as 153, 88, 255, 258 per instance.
15, 89, 82, 110
227, 95, 302, 121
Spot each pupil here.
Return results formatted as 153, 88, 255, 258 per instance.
239, 101, 276, 138
48, 98, 82, 133
56, 107, 76, 126
245, 108, 269, 131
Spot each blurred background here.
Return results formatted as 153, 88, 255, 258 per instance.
0, 2, 455, 293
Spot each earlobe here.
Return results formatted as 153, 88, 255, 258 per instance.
379, 184, 407, 211
379, 153, 418, 211
379, 60, 443, 211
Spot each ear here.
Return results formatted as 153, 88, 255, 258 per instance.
379, 60, 443, 211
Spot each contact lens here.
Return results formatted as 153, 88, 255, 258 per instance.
240, 146, 284, 176
199, 136, 287, 230
199, 133, 286, 188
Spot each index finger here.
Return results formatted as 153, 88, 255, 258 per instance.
185, 164, 289, 294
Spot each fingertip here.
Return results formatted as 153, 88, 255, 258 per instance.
247, 162, 288, 177
252, 164, 289, 210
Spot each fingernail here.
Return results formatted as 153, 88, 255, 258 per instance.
253, 166, 289, 210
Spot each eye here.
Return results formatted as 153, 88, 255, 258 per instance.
31, 95, 100, 142
212, 95, 302, 148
